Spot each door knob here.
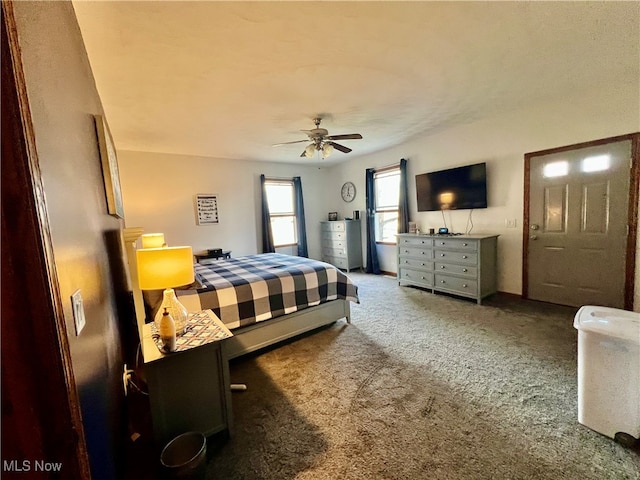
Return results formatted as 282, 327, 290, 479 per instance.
530, 235, 538, 240
530, 224, 539, 230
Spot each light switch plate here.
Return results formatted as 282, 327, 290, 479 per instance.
71, 289, 86, 335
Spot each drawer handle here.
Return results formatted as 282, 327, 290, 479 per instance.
462, 284, 467, 288
440, 265, 445, 269
462, 255, 468, 259
462, 243, 468, 246
440, 280, 446, 284
440, 253, 445, 257
440, 242, 445, 245
421, 276, 426, 280
421, 262, 426, 266
421, 251, 425, 255
462, 268, 468, 272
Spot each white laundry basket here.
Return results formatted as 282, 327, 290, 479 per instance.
574, 306, 640, 442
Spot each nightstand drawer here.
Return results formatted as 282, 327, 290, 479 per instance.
435, 263, 476, 277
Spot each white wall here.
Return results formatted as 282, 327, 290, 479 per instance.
330, 82, 639, 295
118, 81, 638, 299
118, 151, 331, 259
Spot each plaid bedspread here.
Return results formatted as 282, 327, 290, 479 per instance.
176, 253, 359, 330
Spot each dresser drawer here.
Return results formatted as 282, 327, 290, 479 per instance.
323, 239, 346, 250
434, 274, 478, 295
399, 268, 433, 288
434, 250, 477, 265
322, 231, 346, 242
398, 236, 434, 248
435, 262, 476, 277
323, 255, 348, 269
399, 246, 433, 258
433, 238, 478, 251
321, 222, 345, 232
322, 246, 346, 257
399, 258, 434, 271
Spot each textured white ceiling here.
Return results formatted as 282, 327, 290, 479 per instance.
72, 1, 639, 165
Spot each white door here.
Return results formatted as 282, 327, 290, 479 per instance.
525, 138, 634, 308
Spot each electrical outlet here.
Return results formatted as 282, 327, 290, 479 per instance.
505, 219, 518, 228
71, 289, 86, 335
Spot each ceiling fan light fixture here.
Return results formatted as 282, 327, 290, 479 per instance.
322, 143, 334, 158
304, 144, 316, 158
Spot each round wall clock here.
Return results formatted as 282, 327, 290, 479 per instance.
341, 181, 356, 202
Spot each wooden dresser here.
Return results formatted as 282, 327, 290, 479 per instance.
320, 220, 362, 272
397, 234, 498, 304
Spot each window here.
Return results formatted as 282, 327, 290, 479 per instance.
582, 154, 610, 173
543, 161, 569, 178
265, 179, 297, 247
374, 167, 401, 243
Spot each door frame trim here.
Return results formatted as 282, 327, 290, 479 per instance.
1, 1, 91, 476
522, 132, 639, 310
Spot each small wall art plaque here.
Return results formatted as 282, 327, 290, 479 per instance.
195, 194, 219, 225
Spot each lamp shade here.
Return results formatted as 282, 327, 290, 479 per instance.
322, 143, 334, 158
136, 246, 194, 290
141, 233, 166, 248
304, 144, 316, 158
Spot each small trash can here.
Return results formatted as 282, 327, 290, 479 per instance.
574, 306, 640, 442
160, 432, 207, 480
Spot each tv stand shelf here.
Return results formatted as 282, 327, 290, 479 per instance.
397, 234, 498, 304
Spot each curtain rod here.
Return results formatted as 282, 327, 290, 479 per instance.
373, 159, 404, 172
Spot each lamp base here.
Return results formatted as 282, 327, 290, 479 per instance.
154, 288, 188, 335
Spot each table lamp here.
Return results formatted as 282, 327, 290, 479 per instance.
141, 233, 166, 248
136, 246, 194, 335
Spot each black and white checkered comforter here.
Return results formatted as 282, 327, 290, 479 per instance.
176, 253, 359, 330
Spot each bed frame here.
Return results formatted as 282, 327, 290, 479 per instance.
123, 228, 351, 361
223, 299, 350, 360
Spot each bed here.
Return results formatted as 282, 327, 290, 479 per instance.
143, 252, 359, 360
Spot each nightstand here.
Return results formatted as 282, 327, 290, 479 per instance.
142, 310, 234, 446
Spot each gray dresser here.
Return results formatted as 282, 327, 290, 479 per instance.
397, 234, 498, 304
321, 220, 362, 272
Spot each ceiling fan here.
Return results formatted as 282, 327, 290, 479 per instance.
272, 118, 363, 159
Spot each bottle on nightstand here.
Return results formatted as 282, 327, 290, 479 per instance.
159, 307, 176, 353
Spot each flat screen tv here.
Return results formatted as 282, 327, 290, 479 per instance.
416, 162, 487, 212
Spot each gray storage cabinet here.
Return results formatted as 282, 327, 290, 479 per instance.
321, 220, 362, 271
397, 234, 498, 304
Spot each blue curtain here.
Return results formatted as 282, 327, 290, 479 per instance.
365, 168, 381, 274
293, 177, 308, 257
260, 174, 275, 253
398, 158, 410, 233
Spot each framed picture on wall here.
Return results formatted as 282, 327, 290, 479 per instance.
195, 194, 219, 225
95, 115, 125, 219
328, 212, 338, 221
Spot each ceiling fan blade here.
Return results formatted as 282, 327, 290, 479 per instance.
326, 133, 362, 141
329, 142, 352, 153
272, 139, 308, 147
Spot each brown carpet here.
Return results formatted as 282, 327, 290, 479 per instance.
206, 272, 639, 480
